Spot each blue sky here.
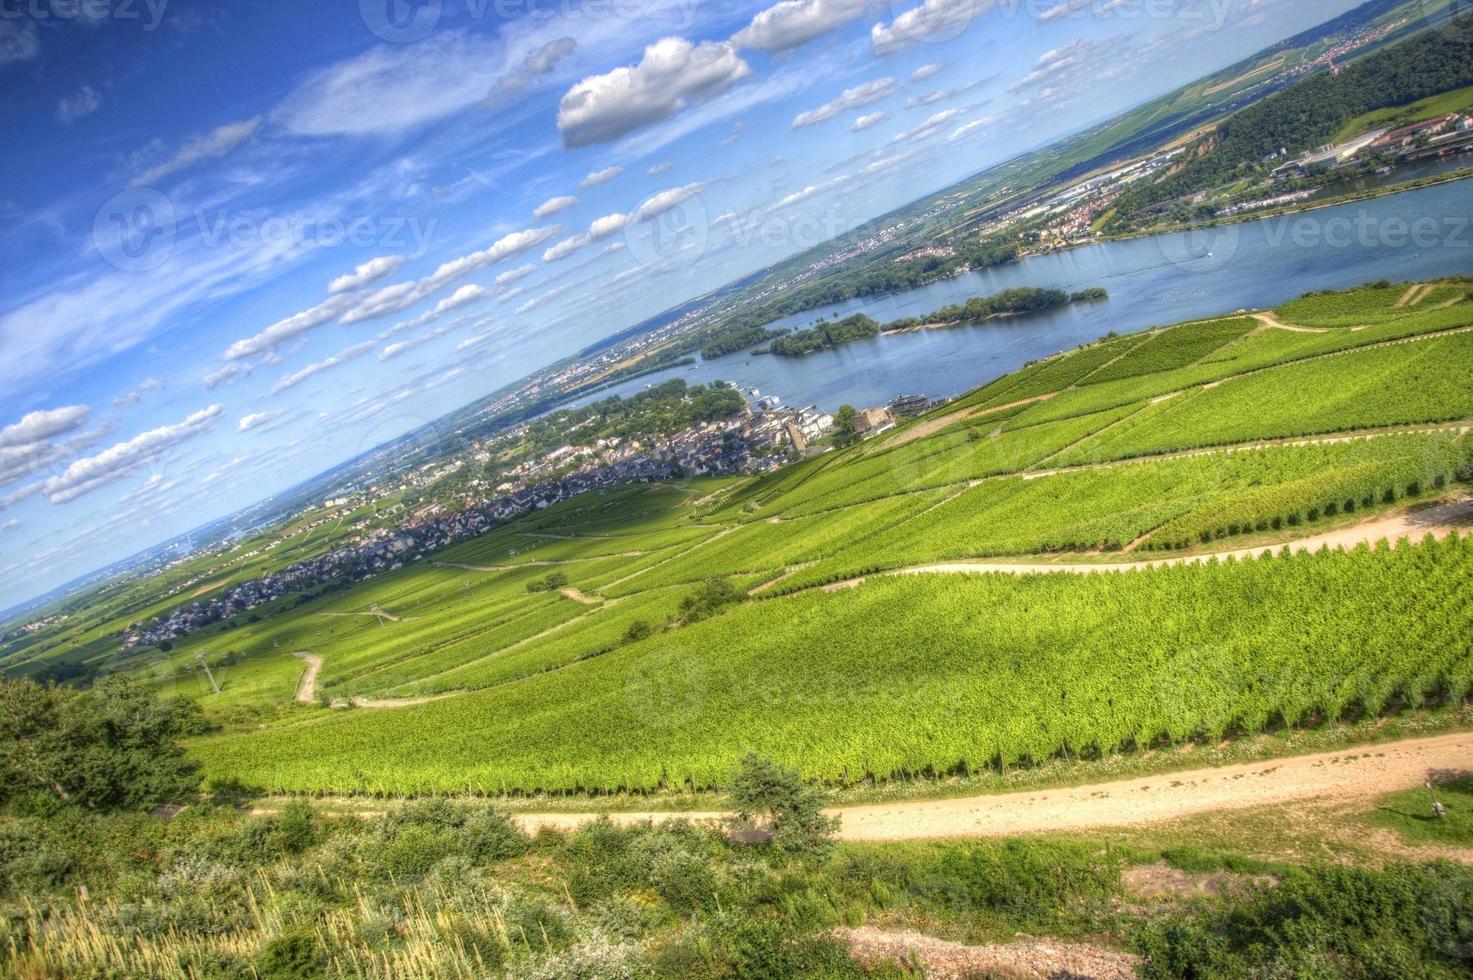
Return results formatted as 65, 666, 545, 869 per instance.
0, 0, 1361, 610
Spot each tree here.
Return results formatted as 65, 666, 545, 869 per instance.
833, 405, 859, 447
726, 754, 838, 856
0, 676, 205, 813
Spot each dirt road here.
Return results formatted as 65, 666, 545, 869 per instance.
822, 497, 1472, 589
292, 652, 321, 703
512, 732, 1473, 841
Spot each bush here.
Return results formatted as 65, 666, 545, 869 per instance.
727, 755, 838, 857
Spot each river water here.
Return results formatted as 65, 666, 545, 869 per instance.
568, 177, 1473, 413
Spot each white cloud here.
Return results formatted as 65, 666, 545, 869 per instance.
0, 407, 96, 489
893, 107, 967, 143
339, 226, 559, 324
42, 405, 222, 505
224, 293, 356, 360
134, 117, 262, 185
851, 111, 889, 132
238, 411, 281, 433
0, 406, 91, 450
947, 114, 1004, 142
272, 340, 377, 395
766, 174, 850, 213
792, 77, 900, 129
495, 263, 537, 287
0, 20, 39, 66
557, 37, 750, 147
1, 519, 17, 532
533, 195, 580, 219
871, 0, 996, 54
647, 161, 674, 176
113, 377, 166, 408
579, 166, 624, 189
635, 182, 707, 221
911, 63, 946, 81
544, 183, 706, 263
488, 35, 579, 103
275, 32, 503, 137
329, 256, 406, 294
1009, 36, 1125, 92
731, 0, 873, 52
56, 85, 102, 124
383, 284, 488, 338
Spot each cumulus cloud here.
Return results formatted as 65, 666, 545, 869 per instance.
56, 85, 102, 124
487, 36, 579, 103
113, 377, 166, 408
339, 226, 559, 324
851, 111, 889, 132
893, 107, 968, 143
731, 0, 873, 52
871, 0, 996, 54
1009, 36, 1127, 92
329, 256, 406, 294
133, 116, 262, 185
272, 341, 377, 395
382, 284, 489, 338
495, 263, 537, 287
0, 406, 91, 450
1, 519, 17, 532
557, 37, 750, 148
224, 293, 356, 360
275, 32, 503, 137
0, 407, 96, 490
579, 169, 623, 192
533, 195, 579, 219
911, 63, 946, 81
791, 77, 900, 129
42, 405, 222, 505
238, 411, 281, 433
544, 183, 706, 262
647, 160, 674, 176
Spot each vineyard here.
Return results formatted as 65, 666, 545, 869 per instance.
194, 537, 1473, 794
8, 278, 1473, 795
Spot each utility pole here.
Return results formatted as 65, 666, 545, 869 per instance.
196, 652, 220, 695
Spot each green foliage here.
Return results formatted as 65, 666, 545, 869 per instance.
526, 570, 571, 594
728, 755, 839, 856
1134, 862, 1473, 979
194, 538, 1473, 795
1110, 16, 1473, 226
680, 578, 745, 623
770, 314, 880, 357
0, 675, 203, 813
520, 379, 744, 459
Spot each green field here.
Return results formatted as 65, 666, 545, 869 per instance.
6, 278, 1473, 797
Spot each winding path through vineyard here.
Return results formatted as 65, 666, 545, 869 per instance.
820, 496, 1473, 591
512, 731, 1473, 843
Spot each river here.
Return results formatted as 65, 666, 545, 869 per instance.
565, 177, 1473, 414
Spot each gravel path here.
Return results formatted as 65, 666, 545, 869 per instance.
512, 732, 1473, 841
841, 927, 1142, 980
822, 497, 1472, 589
292, 651, 322, 703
